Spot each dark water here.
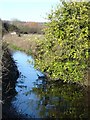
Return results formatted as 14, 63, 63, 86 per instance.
10, 51, 88, 119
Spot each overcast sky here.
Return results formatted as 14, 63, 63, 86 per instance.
0, 0, 60, 22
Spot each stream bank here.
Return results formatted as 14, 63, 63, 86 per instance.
2, 50, 88, 119
2, 43, 19, 119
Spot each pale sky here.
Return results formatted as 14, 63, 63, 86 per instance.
0, 0, 60, 22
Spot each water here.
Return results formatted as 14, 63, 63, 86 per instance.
11, 51, 88, 119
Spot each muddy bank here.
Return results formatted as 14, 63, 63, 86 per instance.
2, 42, 19, 118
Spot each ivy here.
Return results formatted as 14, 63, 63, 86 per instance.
35, 1, 89, 83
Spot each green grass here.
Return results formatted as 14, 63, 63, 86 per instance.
10, 44, 25, 51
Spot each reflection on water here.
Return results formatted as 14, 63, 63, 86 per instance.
32, 80, 88, 119
11, 51, 88, 119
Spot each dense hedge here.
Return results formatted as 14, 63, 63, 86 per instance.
35, 1, 89, 84
2, 20, 45, 35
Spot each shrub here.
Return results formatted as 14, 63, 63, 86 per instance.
35, 0, 89, 83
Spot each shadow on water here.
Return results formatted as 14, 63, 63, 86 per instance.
2, 44, 20, 119
32, 79, 88, 119
5, 51, 88, 119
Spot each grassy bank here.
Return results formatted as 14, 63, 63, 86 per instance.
3, 33, 44, 55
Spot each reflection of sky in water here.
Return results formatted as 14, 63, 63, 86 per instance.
11, 51, 87, 119
12, 51, 44, 118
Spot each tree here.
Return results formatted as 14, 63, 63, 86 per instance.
35, 0, 89, 84
2, 21, 20, 35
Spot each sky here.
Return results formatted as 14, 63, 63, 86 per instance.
0, 0, 60, 22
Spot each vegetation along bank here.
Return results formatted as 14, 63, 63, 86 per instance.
2, 42, 19, 102
34, 1, 89, 86
3, 1, 90, 87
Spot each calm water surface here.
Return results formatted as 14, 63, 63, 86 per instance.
11, 51, 88, 119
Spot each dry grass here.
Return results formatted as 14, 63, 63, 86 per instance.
3, 33, 44, 53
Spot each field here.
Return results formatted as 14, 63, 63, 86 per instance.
3, 33, 44, 54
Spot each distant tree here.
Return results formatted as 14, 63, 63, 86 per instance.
2, 21, 20, 36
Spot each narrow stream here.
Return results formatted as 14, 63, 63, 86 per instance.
10, 51, 88, 119
12, 51, 44, 118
